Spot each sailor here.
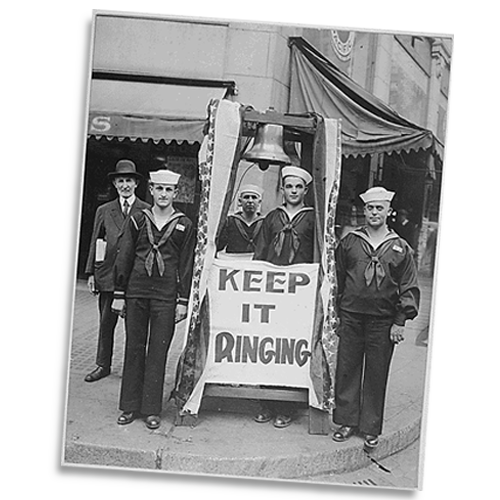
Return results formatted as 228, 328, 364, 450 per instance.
216, 184, 265, 255
332, 186, 420, 451
112, 169, 195, 430
252, 165, 315, 429
253, 166, 314, 265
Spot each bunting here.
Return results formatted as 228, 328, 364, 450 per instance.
174, 103, 342, 415
174, 99, 242, 412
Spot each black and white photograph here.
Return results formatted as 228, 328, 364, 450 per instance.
60, 9, 451, 489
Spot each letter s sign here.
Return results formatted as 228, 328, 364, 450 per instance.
90, 116, 111, 133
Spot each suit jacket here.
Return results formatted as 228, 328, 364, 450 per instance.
85, 197, 150, 292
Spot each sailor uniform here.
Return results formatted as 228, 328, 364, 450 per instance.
334, 227, 419, 435
252, 204, 316, 419
216, 212, 265, 254
114, 208, 195, 416
253, 206, 315, 264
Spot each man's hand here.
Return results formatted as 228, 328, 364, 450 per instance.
111, 298, 126, 318
87, 275, 98, 295
175, 304, 188, 323
390, 324, 405, 344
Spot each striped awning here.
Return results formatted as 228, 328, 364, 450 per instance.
88, 79, 228, 143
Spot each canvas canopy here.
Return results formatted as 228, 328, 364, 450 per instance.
87, 80, 227, 143
289, 37, 443, 160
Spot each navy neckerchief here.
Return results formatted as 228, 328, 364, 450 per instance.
142, 209, 184, 277
272, 206, 314, 264
231, 213, 264, 247
232, 212, 264, 226
351, 226, 400, 288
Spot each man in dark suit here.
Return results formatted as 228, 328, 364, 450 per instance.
84, 159, 150, 382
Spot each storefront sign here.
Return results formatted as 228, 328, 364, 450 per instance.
87, 112, 205, 143
200, 258, 319, 388
89, 115, 112, 133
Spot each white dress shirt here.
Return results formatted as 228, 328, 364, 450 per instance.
120, 194, 136, 215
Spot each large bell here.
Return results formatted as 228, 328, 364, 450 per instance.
243, 123, 291, 171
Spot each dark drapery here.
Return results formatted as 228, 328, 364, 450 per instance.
289, 37, 443, 160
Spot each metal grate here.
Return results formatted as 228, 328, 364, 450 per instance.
353, 478, 378, 486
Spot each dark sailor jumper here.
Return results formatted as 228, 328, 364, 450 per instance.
114, 209, 194, 304
114, 208, 195, 416
251, 192, 315, 426
216, 212, 265, 254
336, 227, 419, 325
334, 226, 420, 436
253, 206, 315, 265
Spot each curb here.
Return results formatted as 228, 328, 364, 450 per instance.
64, 416, 421, 479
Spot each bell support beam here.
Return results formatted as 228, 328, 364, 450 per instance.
242, 109, 316, 136
242, 124, 304, 142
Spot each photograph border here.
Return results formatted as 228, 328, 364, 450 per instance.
65, 8, 454, 492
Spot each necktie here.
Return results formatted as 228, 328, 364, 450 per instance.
122, 200, 129, 217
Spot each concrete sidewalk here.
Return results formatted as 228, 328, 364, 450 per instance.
62, 274, 433, 486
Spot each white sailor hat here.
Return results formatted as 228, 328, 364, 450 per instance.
149, 169, 181, 185
281, 165, 313, 185
359, 186, 395, 203
239, 184, 263, 198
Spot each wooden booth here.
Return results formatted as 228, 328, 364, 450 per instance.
173, 100, 342, 435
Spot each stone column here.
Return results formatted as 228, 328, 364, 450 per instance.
371, 34, 393, 104
416, 40, 446, 270
426, 40, 445, 136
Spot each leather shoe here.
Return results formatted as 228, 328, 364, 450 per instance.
273, 414, 292, 429
332, 425, 357, 442
145, 415, 161, 430
84, 366, 110, 382
253, 409, 273, 424
117, 411, 137, 425
364, 434, 379, 451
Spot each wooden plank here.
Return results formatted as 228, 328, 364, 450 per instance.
308, 406, 330, 436
185, 384, 330, 435
204, 384, 308, 402
203, 384, 329, 435
241, 126, 304, 142
174, 413, 198, 427
242, 109, 316, 132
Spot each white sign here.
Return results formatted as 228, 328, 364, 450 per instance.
201, 258, 319, 388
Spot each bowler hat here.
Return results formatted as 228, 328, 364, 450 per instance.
108, 159, 142, 180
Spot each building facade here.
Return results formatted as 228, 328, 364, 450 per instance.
79, 13, 451, 274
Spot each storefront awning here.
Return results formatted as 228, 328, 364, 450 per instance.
289, 37, 443, 160
88, 80, 227, 143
